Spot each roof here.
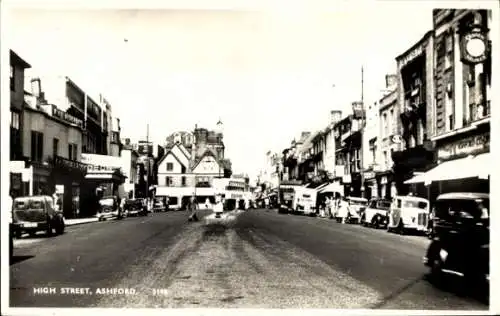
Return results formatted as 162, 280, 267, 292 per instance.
191, 148, 220, 170
156, 143, 189, 169
10, 50, 31, 68
437, 192, 489, 200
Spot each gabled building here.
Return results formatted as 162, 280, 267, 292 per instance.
157, 142, 191, 187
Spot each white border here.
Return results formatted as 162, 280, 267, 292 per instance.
1, 0, 499, 315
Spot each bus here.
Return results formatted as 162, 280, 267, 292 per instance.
278, 184, 317, 216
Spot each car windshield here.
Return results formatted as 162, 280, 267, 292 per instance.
435, 198, 489, 220
350, 199, 367, 206
378, 201, 391, 210
403, 200, 427, 209
14, 199, 44, 210
99, 198, 114, 206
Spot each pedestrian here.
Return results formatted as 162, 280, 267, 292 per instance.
328, 196, 335, 219
214, 194, 223, 218
188, 196, 198, 222
205, 197, 210, 209
338, 197, 349, 224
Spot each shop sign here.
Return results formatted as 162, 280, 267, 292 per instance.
53, 156, 88, 173
52, 106, 83, 128
81, 153, 121, 172
398, 41, 425, 69
437, 132, 489, 159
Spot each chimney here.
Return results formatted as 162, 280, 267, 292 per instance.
385, 74, 397, 90
330, 110, 342, 125
31, 78, 41, 97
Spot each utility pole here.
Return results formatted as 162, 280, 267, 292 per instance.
360, 65, 365, 199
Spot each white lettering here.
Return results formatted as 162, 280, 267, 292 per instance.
33, 287, 57, 294
60, 287, 92, 295
95, 288, 136, 295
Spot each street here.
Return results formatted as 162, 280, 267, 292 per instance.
10, 209, 488, 309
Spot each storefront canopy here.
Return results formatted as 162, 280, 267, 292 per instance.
404, 154, 489, 186
318, 182, 343, 194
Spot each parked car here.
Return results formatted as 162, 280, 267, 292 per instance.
153, 197, 166, 212
125, 199, 148, 216
345, 197, 368, 224
12, 195, 65, 237
423, 192, 489, 286
361, 198, 392, 229
96, 196, 124, 221
387, 195, 429, 235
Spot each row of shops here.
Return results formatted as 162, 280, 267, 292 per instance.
10, 155, 127, 219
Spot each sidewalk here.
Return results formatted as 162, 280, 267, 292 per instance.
65, 217, 98, 226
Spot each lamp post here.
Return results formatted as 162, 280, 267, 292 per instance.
359, 66, 366, 199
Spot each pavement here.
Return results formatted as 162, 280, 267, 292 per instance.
7, 208, 488, 310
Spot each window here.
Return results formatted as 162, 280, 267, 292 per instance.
68, 143, 78, 160
166, 162, 174, 171
383, 151, 388, 168
53, 138, 59, 158
389, 109, 394, 135
11, 111, 20, 130
383, 113, 388, 137
181, 176, 186, 187
10, 65, 14, 90
445, 35, 453, 69
31, 131, 44, 162
165, 176, 172, 187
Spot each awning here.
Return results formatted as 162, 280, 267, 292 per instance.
404, 154, 488, 185
318, 182, 343, 194
314, 182, 329, 191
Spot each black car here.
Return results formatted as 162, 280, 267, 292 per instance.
423, 192, 489, 286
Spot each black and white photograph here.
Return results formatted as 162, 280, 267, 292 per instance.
1, 0, 497, 314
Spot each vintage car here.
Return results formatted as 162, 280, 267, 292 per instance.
124, 199, 147, 216
12, 195, 65, 237
96, 196, 124, 221
345, 196, 368, 224
387, 195, 430, 235
361, 198, 392, 229
423, 192, 489, 286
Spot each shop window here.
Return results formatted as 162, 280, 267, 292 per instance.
31, 131, 44, 162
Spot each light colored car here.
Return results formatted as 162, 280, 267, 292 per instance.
387, 195, 430, 234
96, 196, 123, 221
345, 197, 368, 224
361, 198, 391, 229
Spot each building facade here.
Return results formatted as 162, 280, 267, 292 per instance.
392, 30, 436, 197
425, 9, 491, 198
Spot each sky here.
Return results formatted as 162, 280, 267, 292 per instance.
5, 0, 440, 181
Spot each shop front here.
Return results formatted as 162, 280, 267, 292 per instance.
392, 145, 435, 196
48, 156, 88, 219
79, 154, 127, 217
362, 170, 377, 200
405, 127, 490, 200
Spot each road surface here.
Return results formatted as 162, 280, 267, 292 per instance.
9, 209, 488, 309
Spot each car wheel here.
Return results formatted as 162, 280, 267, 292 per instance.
56, 218, 65, 235
397, 221, 405, 235
429, 255, 444, 284
371, 215, 379, 228
46, 222, 53, 237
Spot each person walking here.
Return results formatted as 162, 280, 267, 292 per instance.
214, 194, 223, 218
188, 196, 198, 222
